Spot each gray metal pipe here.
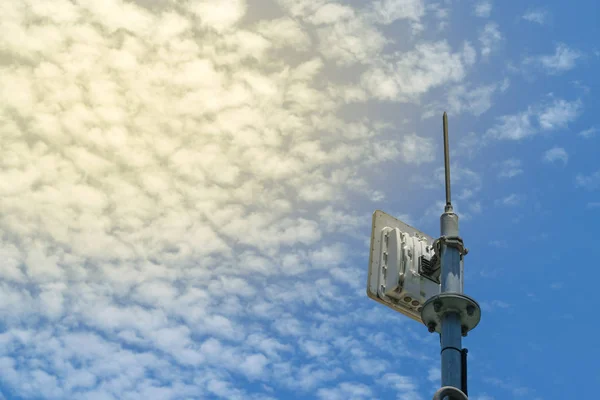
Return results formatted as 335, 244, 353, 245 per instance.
440, 243, 461, 293
441, 311, 462, 390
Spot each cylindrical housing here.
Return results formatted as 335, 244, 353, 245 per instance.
440, 212, 459, 237
440, 211, 461, 293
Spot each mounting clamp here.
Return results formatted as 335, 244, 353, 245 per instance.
433, 236, 468, 256
421, 293, 481, 336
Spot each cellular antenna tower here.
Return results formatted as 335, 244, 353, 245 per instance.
367, 113, 481, 400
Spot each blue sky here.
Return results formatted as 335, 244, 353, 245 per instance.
0, 0, 598, 399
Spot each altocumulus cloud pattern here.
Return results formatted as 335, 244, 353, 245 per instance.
0, 0, 596, 399
0, 1, 456, 398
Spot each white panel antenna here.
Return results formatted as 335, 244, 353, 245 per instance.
367, 210, 441, 322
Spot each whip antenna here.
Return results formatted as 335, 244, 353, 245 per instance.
443, 112, 452, 212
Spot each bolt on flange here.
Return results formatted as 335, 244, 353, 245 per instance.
420, 293, 482, 336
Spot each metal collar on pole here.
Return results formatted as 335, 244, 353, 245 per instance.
432, 386, 468, 400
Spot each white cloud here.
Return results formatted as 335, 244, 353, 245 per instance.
377, 373, 423, 400
579, 127, 597, 138
455, 132, 485, 158
370, 0, 426, 25
497, 159, 523, 178
301, 340, 331, 358
522, 9, 548, 25
314, 12, 387, 65
361, 41, 470, 101
427, 3, 450, 31
486, 98, 582, 140
543, 147, 568, 165
423, 79, 502, 119
256, 18, 312, 50
495, 193, 523, 206
576, 171, 600, 190
480, 300, 510, 312
378, 373, 418, 391
401, 134, 435, 164
187, 0, 247, 32
239, 354, 270, 379
351, 357, 388, 376
471, 395, 495, 400
449, 83, 497, 115
307, 3, 355, 25
469, 201, 482, 215
486, 109, 536, 140
427, 367, 440, 383
317, 382, 373, 400
538, 99, 582, 130
525, 43, 581, 74
483, 377, 531, 397
463, 41, 477, 66
479, 22, 502, 57
474, 1, 492, 18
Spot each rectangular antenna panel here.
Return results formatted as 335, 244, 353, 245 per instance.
367, 210, 440, 323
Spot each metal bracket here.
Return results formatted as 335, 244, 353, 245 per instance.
433, 236, 469, 256
420, 293, 481, 336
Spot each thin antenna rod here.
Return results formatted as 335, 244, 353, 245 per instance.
443, 112, 452, 212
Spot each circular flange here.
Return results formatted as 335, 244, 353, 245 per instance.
420, 293, 481, 335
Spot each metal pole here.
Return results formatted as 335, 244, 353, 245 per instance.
422, 112, 480, 399
440, 112, 463, 395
